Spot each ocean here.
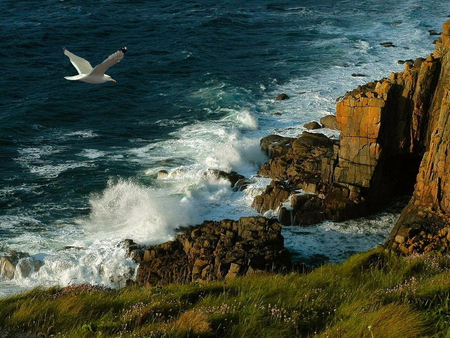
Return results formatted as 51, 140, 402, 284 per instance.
1, 0, 448, 296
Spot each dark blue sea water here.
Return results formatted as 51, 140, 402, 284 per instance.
1, 0, 448, 295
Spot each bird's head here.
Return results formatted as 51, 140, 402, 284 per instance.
105, 75, 116, 83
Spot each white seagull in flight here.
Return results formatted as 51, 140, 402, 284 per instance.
63, 47, 127, 84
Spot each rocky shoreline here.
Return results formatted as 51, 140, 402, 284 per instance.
133, 20, 450, 286
3, 21, 450, 288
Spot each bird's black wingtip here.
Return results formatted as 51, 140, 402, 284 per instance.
121, 47, 127, 54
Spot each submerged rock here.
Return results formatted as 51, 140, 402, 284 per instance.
205, 169, 245, 188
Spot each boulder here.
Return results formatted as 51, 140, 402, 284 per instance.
320, 115, 339, 130
276, 93, 289, 101
0, 256, 17, 280
260, 134, 294, 158
252, 180, 290, 214
157, 170, 169, 179
303, 121, 322, 130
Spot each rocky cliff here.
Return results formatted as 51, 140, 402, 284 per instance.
253, 21, 450, 233
253, 20, 450, 255
388, 20, 450, 254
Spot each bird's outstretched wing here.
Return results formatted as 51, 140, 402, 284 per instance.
91, 47, 127, 76
63, 48, 93, 75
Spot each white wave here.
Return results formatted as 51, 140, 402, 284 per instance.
15, 145, 94, 178
79, 178, 202, 244
64, 130, 99, 139
28, 162, 91, 178
78, 149, 106, 159
282, 211, 400, 265
17, 145, 61, 161
13, 242, 136, 291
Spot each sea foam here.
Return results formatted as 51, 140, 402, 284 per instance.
80, 178, 202, 244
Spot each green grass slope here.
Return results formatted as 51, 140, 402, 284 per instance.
2, 248, 450, 337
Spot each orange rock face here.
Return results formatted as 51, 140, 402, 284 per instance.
387, 20, 450, 254
331, 52, 440, 207
254, 20, 450, 248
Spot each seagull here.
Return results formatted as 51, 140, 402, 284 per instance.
63, 47, 127, 84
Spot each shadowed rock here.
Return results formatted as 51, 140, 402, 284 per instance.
134, 217, 291, 286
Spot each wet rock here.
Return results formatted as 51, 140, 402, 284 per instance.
380, 42, 395, 47
397, 59, 414, 65
157, 170, 169, 179
206, 169, 245, 188
0, 252, 42, 280
260, 134, 294, 158
252, 180, 290, 214
0, 257, 16, 280
276, 93, 289, 101
124, 239, 146, 263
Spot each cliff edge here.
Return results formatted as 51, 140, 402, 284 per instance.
388, 20, 450, 254
255, 20, 450, 256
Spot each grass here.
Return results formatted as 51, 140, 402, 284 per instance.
3, 248, 450, 337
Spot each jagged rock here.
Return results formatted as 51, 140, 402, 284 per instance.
303, 121, 322, 130
256, 131, 339, 223
206, 169, 245, 188
260, 134, 294, 158
252, 180, 290, 214
124, 239, 146, 264
135, 217, 291, 286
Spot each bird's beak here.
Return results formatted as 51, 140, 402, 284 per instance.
111, 79, 117, 82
